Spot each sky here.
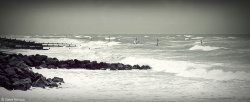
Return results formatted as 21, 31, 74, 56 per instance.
0, 0, 249, 34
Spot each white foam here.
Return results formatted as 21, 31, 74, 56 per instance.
144, 36, 149, 38
120, 57, 250, 81
74, 35, 81, 38
83, 36, 92, 39
184, 35, 192, 38
189, 45, 225, 51
191, 37, 203, 40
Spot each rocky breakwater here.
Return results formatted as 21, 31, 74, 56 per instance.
0, 52, 151, 90
21, 54, 151, 70
0, 52, 64, 91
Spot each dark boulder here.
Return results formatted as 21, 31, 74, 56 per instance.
0, 74, 10, 85
48, 82, 58, 88
45, 58, 59, 66
0, 75, 12, 90
35, 66, 42, 69
141, 65, 151, 70
39, 63, 47, 68
4, 67, 16, 75
67, 60, 76, 68
58, 64, 69, 68
32, 76, 48, 88
22, 56, 33, 66
99, 62, 109, 68
34, 54, 48, 62
124, 65, 132, 70
110, 63, 118, 70
132, 65, 141, 69
52, 77, 64, 83
82, 60, 91, 64
117, 63, 125, 70
47, 65, 57, 69
12, 78, 32, 91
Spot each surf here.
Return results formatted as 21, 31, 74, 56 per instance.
119, 57, 250, 81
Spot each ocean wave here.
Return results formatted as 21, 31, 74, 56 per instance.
119, 57, 250, 81
74, 35, 81, 38
184, 35, 192, 38
189, 45, 226, 51
81, 41, 121, 48
83, 36, 92, 39
191, 37, 204, 40
104, 37, 116, 40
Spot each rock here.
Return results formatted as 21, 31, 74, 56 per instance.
0, 74, 10, 84
47, 65, 57, 69
132, 65, 141, 69
117, 63, 125, 70
67, 60, 76, 68
4, 67, 16, 75
39, 63, 47, 68
52, 77, 64, 83
34, 54, 47, 62
78, 64, 86, 68
45, 58, 59, 66
58, 64, 69, 68
35, 66, 42, 69
32, 76, 48, 88
48, 82, 58, 88
110, 63, 118, 70
82, 60, 90, 64
46, 78, 53, 83
90, 61, 100, 69
0, 75, 12, 90
22, 56, 33, 66
141, 65, 151, 70
12, 78, 32, 91
8, 56, 19, 62
124, 65, 132, 70
8, 60, 23, 67
99, 62, 109, 68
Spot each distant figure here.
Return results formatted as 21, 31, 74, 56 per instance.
108, 36, 111, 42
134, 37, 139, 44
156, 38, 159, 46
200, 40, 203, 46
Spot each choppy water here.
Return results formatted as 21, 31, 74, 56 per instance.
1, 34, 250, 102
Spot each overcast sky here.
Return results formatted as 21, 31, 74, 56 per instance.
0, 0, 249, 34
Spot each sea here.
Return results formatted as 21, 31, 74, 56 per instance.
0, 34, 250, 102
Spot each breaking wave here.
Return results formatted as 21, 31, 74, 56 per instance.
120, 57, 250, 81
189, 45, 226, 51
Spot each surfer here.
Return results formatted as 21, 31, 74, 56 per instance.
200, 40, 203, 46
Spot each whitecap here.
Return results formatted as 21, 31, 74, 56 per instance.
105, 37, 116, 40
119, 57, 250, 81
189, 45, 226, 51
191, 37, 203, 40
